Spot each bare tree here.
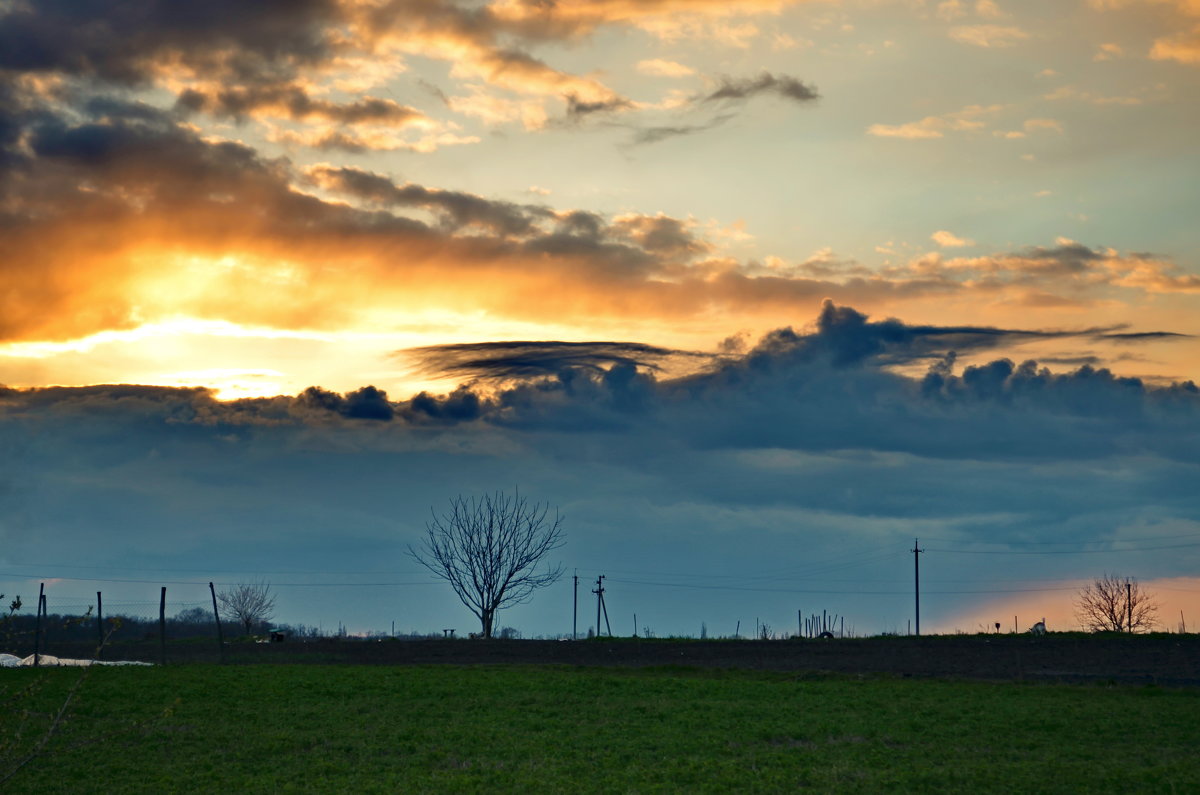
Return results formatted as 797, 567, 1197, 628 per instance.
1074, 573, 1158, 633
217, 581, 276, 635
408, 490, 565, 639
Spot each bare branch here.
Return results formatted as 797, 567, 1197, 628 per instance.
408, 490, 565, 638
1074, 573, 1158, 633
216, 581, 276, 635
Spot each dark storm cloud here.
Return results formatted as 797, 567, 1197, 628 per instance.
175, 86, 426, 126
381, 302, 1200, 461
698, 72, 820, 104
0, 0, 632, 146
564, 94, 635, 118
722, 299, 1092, 369
1099, 331, 1193, 342
308, 165, 548, 237
343, 386, 394, 421
0, 0, 342, 84
4, 303, 1197, 466
404, 341, 709, 380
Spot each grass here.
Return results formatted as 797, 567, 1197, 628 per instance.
3, 664, 1199, 792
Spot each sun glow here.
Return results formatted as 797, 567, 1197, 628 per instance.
0, 318, 335, 359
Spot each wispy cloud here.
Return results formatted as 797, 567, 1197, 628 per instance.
637, 58, 697, 77
697, 72, 819, 104
948, 25, 1029, 47
1150, 25, 1200, 63
932, 230, 975, 248
867, 104, 1000, 139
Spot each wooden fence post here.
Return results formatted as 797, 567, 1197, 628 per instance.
159, 586, 167, 666
96, 591, 104, 658
209, 582, 225, 664
33, 582, 44, 667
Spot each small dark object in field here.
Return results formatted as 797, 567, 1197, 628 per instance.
818, 631, 834, 639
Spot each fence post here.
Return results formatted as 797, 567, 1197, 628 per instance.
33, 582, 45, 667
96, 591, 104, 658
209, 582, 225, 664
159, 586, 167, 666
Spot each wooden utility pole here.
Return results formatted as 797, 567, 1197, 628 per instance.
1126, 579, 1133, 633
601, 589, 611, 637
912, 538, 924, 636
33, 583, 45, 667
159, 586, 167, 666
572, 571, 578, 640
96, 591, 104, 657
209, 582, 225, 663
593, 575, 605, 638
591, 575, 611, 637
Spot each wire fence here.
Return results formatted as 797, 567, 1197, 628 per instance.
0, 584, 321, 665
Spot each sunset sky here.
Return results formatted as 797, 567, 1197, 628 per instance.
2, 0, 1198, 637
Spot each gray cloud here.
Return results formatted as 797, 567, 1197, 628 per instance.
175, 86, 426, 126
405, 340, 711, 381
308, 165, 549, 237
1099, 331, 1193, 342
625, 114, 736, 146
699, 72, 820, 104
0, 0, 342, 85
564, 95, 635, 119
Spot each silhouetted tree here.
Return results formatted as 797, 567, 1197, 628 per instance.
216, 581, 276, 635
408, 490, 565, 639
173, 607, 210, 625
1074, 573, 1158, 633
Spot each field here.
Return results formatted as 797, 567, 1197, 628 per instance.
26, 632, 1200, 685
4, 646, 1200, 792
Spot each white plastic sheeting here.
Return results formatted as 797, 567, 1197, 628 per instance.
0, 653, 152, 667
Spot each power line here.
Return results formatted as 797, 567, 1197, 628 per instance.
605, 577, 1086, 596
918, 530, 1200, 546
572, 550, 906, 583
925, 541, 1200, 555
1, 562, 430, 577
0, 571, 440, 587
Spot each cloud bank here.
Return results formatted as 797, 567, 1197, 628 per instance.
3, 302, 1197, 634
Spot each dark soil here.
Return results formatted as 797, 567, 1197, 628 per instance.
26, 633, 1200, 685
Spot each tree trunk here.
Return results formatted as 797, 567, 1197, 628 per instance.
481, 610, 494, 639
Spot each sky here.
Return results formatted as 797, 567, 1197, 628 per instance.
1, 0, 1199, 638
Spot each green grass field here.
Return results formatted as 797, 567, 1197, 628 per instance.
3, 664, 1198, 792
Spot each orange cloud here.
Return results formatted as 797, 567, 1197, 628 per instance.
948, 24, 1029, 47
931, 230, 975, 248
1150, 25, 1200, 63
487, 0, 797, 28
637, 58, 698, 77
867, 104, 1000, 139
3, 99, 1195, 364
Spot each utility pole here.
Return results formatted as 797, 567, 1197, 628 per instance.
593, 575, 605, 638
1126, 578, 1133, 633
209, 582, 225, 664
912, 538, 924, 636
573, 570, 578, 640
34, 582, 44, 668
